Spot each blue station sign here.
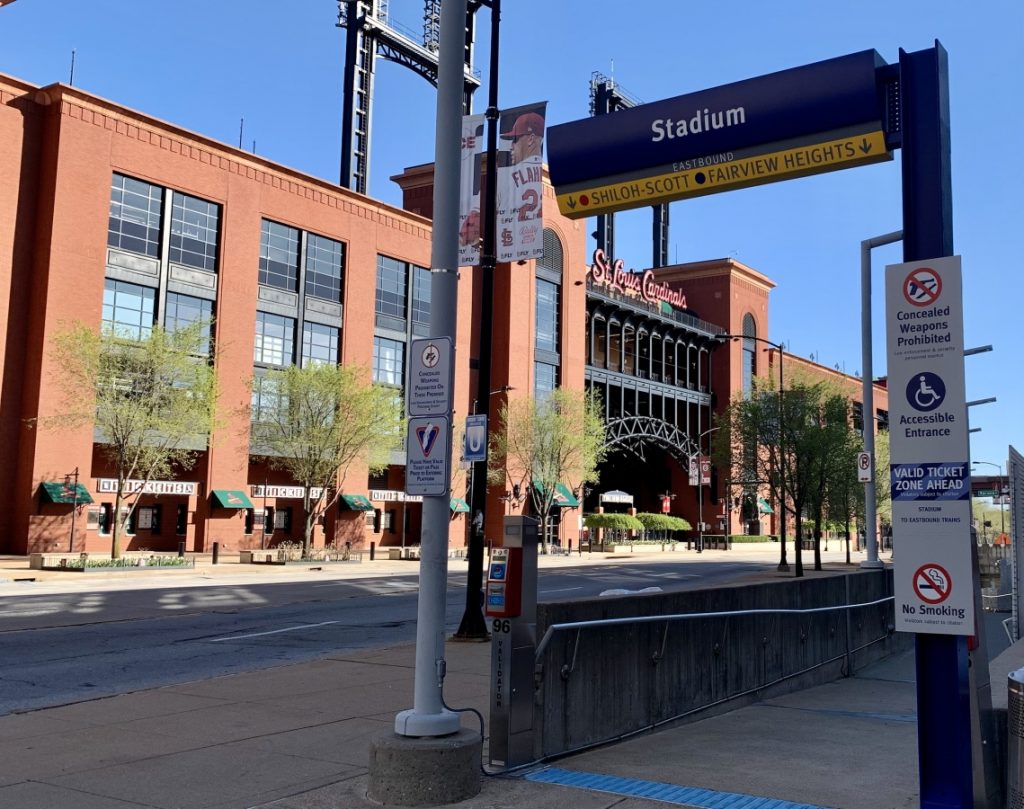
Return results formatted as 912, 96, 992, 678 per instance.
548, 50, 893, 217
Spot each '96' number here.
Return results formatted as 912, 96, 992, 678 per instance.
492, 618, 511, 634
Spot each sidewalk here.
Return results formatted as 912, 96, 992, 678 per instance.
0, 542, 926, 809
0, 631, 928, 809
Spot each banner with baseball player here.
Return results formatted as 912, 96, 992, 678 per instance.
458, 113, 485, 267
458, 102, 547, 265
496, 102, 546, 262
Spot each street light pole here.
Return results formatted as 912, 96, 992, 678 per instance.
714, 333, 789, 572
66, 467, 79, 553
693, 426, 718, 553
455, 0, 501, 641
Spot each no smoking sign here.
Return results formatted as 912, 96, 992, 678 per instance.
913, 563, 952, 604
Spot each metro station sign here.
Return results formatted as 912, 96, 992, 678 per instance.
548, 49, 893, 218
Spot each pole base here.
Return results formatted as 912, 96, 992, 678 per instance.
860, 559, 887, 569
369, 728, 481, 806
395, 707, 461, 737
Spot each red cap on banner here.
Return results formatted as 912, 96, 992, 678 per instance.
501, 112, 544, 139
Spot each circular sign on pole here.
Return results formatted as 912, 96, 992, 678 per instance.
913, 563, 952, 605
857, 451, 872, 482
420, 343, 441, 369
902, 267, 942, 307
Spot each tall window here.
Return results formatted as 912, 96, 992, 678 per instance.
109, 174, 163, 258
535, 279, 559, 353
254, 311, 295, 366
535, 362, 557, 401
305, 233, 344, 301
742, 314, 757, 395
251, 376, 283, 422
302, 322, 339, 366
375, 256, 407, 319
534, 229, 563, 399
259, 220, 300, 291
373, 336, 405, 387
170, 193, 220, 272
411, 265, 432, 325
102, 279, 155, 340
165, 292, 213, 353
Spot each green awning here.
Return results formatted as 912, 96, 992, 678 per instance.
533, 481, 580, 508
211, 489, 254, 509
340, 493, 374, 512
449, 497, 470, 513
758, 496, 774, 514
40, 481, 94, 505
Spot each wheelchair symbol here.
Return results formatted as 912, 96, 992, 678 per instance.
906, 372, 946, 412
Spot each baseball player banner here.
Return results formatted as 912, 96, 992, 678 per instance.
458, 113, 485, 267
496, 102, 546, 263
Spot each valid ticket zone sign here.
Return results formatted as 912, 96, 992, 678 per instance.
885, 256, 973, 635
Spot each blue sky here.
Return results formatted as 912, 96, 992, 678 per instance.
1, 0, 1020, 472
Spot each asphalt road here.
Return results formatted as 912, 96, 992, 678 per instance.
0, 558, 771, 715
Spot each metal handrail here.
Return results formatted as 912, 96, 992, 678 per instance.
534, 596, 895, 662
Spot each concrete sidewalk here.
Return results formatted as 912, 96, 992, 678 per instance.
0, 630, 933, 809
1, 542, 941, 809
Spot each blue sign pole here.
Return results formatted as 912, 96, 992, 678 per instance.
900, 42, 973, 808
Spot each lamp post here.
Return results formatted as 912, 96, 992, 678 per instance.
972, 460, 1006, 536
714, 333, 789, 572
455, 0, 502, 643
65, 467, 80, 553
692, 426, 718, 553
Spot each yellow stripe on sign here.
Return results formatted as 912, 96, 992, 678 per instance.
557, 130, 891, 218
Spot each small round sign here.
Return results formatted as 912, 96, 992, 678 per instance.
913, 563, 952, 605
420, 343, 440, 369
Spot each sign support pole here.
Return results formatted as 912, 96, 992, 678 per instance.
394, 0, 465, 739
859, 229, 901, 569
899, 42, 972, 808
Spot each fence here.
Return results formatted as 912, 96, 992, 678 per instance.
533, 569, 903, 759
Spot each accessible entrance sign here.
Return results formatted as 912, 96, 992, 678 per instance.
885, 256, 973, 635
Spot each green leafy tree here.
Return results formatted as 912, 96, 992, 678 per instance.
719, 375, 849, 577
47, 321, 219, 559
822, 412, 864, 566
806, 391, 858, 570
489, 389, 607, 554
249, 364, 403, 559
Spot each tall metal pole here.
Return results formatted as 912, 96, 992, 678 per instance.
394, 0, 465, 738
860, 230, 902, 569
456, 0, 500, 640
68, 467, 79, 553
777, 348, 788, 572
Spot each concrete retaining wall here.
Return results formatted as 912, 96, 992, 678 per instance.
535, 569, 907, 758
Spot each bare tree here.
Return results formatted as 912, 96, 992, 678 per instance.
249, 363, 403, 558
489, 389, 606, 554
46, 321, 218, 558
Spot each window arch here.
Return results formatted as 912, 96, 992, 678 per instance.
742, 313, 757, 395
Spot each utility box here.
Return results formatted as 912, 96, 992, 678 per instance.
487, 516, 539, 770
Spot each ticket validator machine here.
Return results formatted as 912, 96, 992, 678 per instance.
486, 516, 539, 769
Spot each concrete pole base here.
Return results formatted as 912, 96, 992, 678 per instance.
368, 728, 482, 806
860, 559, 886, 569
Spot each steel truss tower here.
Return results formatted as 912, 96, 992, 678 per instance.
337, 0, 482, 194
589, 72, 671, 267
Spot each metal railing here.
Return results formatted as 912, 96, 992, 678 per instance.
535, 596, 896, 666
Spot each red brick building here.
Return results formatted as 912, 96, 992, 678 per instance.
0, 72, 885, 556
